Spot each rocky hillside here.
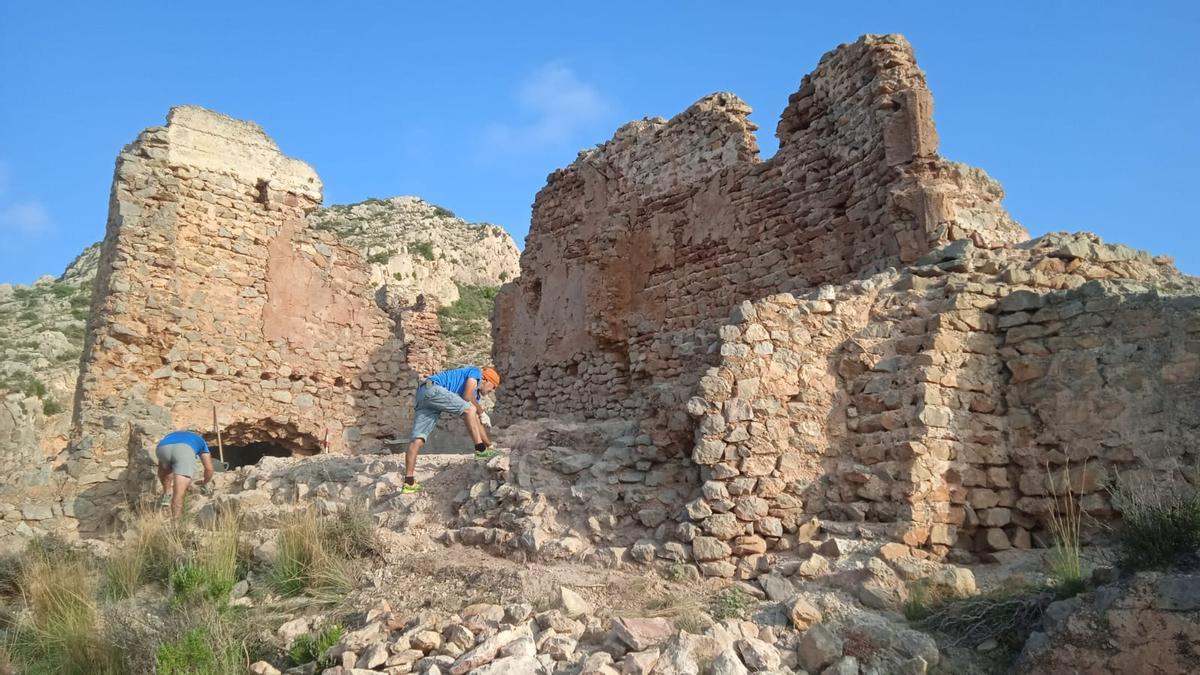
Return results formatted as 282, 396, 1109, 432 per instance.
0, 243, 99, 459
308, 196, 520, 368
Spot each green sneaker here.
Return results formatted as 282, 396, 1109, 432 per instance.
159, 493, 172, 508
400, 482, 423, 494
474, 449, 499, 460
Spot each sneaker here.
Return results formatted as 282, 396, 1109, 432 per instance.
159, 493, 172, 508
400, 482, 423, 494
474, 449, 499, 460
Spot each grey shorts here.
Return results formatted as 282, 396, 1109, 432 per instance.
410, 382, 471, 441
156, 443, 197, 478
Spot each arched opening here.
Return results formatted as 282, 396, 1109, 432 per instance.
221, 440, 294, 469
204, 419, 322, 469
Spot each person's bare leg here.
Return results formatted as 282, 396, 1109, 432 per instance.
171, 475, 191, 518
157, 466, 173, 499
463, 408, 485, 445
405, 438, 425, 479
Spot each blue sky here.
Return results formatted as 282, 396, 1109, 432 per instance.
1, 1, 1197, 284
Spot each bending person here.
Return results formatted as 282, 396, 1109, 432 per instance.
400, 366, 500, 493
155, 429, 215, 517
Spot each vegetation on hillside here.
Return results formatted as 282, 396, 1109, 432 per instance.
437, 283, 500, 367
0, 506, 371, 674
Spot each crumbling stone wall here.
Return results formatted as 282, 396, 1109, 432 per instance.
65, 107, 413, 534
689, 234, 1199, 570
491, 34, 1026, 547
495, 34, 1024, 429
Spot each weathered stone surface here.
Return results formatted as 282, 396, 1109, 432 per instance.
798, 624, 844, 673
1018, 572, 1200, 675
611, 617, 675, 651
788, 596, 824, 631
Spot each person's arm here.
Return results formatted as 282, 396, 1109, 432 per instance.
199, 452, 215, 485
463, 377, 485, 413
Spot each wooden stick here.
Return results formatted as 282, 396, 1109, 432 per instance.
213, 404, 225, 464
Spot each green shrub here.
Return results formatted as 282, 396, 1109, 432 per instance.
288, 624, 343, 667
170, 513, 239, 604
710, 586, 752, 621
18, 310, 38, 322
407, 241, 435, 261
499, 271, 508, 282
155, 626, 241, 675
42, 398, 64, 416
1110, 470, 1200, 571
69, 293, 91, 308
23, 378, 47, 399
366, 249, 395, 265
903, 580, 934, 621
431, 205, 456, 219
50, 283, 74, 299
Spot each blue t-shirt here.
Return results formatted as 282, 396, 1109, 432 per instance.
428, 366, 483, 401
157, 430, 210, 457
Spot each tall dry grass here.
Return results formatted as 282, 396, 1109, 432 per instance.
7, 547, 124, 674
271, 508, 353, 599
1045, 462, 1085, 598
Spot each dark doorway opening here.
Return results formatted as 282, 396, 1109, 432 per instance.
222, 440, 293, 469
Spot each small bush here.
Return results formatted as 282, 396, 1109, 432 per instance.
170, 513, 239, 605
155, 626, 241, 675
271, 509, 352, 598
431, 205, 456, 219
18, 310, 38, 322
903, 580, 934, 621
1110, 469, 1200, 572
366, 249, 395, 265
407, 241, 435, 261
288, 624, 343, 667
499, 271, 508, 282
710, 586, 752, 621
50, 283, 74, 299
22, 378, 47, 399
42, 398, 64, 416
663, 562, 689, 582
324, 503, 378, 559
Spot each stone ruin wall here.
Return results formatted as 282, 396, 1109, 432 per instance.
689, 235, 1200, 570
62, 107, 417, 535
489, 34, 1200, 567
491, 35, 1026, 545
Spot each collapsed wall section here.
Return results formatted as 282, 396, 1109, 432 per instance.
689, 234, 1199, 570
66, 107, 412, 534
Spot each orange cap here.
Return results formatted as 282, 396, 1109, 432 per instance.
481, 367, 501, 386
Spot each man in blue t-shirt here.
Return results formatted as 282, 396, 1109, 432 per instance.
155, 430, 215, 517
399, 366, 501, 493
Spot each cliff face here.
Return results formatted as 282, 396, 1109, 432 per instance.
308, 196, 520, 368
0, 245, 99, 505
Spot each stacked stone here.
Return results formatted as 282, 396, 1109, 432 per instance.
685, 233, 1199, 571
391, 295, 447, 379
492, 34, 1027, 545
65, 107, 413, 535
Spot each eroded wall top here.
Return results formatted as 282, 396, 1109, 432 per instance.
494, 34, 1028, 425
